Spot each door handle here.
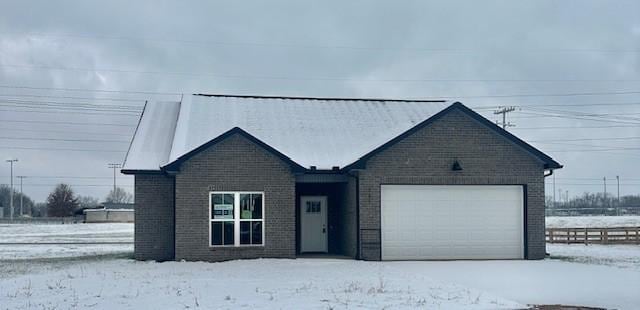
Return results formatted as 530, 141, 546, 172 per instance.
322, 225, 326, 233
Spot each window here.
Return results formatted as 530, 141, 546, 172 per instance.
210, 192, 264, 247
305, 200, 321, 213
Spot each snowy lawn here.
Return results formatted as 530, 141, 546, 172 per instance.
0, 223, 133, 243
1, 257, 639, 310
0, 223, 133, 260
546, 215, 640, 228
547, 243, 640, 270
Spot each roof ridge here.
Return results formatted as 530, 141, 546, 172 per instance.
192, 93, 447, 103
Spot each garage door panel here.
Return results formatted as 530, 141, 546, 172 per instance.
381, 185, 524, 260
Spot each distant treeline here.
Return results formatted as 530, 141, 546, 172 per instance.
546, 192, 640, 216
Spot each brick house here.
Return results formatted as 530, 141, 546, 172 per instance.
122, 94, 561, 262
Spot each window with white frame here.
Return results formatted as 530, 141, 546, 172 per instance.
210, 192, 264, 247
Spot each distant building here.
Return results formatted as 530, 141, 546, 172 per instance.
83, 202, 134, 223
102, 202, 134, 210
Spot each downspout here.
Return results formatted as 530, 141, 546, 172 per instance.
347, 170, 360, 260
544, 169, 553, 178
173, 175, 177, 261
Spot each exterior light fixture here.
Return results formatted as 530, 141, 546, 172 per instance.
452, 160, 463, 171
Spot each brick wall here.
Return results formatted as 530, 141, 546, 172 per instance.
358, 109, 546, 260
134, 174, 175, 261
174, 133, 296, 262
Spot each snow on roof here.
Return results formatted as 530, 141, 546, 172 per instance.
122, 100, 181, 170
124, 94, 450, 171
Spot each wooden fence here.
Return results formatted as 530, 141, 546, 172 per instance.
546, 227, 640, 244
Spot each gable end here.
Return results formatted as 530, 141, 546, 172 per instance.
161, 127, 306, 173
343, 102, 562, 171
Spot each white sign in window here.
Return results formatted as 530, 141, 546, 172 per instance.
210, 192, 264, 247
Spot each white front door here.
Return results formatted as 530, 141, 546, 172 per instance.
300, 196, 328, 253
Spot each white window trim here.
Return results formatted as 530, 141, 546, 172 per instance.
209, 191, 265, 248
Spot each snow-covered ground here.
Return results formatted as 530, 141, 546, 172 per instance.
0, 243, 133, 261
0, 223, 133, 243
1, 258, 639, 310
1, 222, 639, 309
548, 243, 640, 270
0, 223, 133, 260
546, 215, 640, 228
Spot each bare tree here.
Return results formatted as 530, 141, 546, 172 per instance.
46, 184, 79, 217
77, 195, 100, 209
0, 185, 35, 217
105, 187, 133, 204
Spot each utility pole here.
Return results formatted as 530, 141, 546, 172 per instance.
558, 188, 562, 206
616, 176, 620, 216
493, 106, 516, 129
16, 176, 26, 217
603, 177, 607, 207
553, 173, 556, 208
108, 163, 122, 195
5, 159, 18, 220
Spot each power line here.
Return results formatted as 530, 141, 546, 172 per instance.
514, 102, 640, 108
0, 136, 129, 143
6, 63, 640, 84
0, 102, 142, 114
544, 182, 640, 186
0, 108, 141, 117
0, 119, 136, 127
533, 141, 634, 149
416, 90, 640, 99
513, 125, 639, 130
0, 146, 127, 152
0, 127, 131, 136
525, 107, 640, 122
0, 175, 115, 179
6, 184, 133, 187
515, 111, 640, 125
0, 99, 143, 110
529, 136, 640, 142
547, 147, 640, 152
553, 177, 640, 181
0, 85, 181, 96
7, 31, 640, 54
0, 93, 145, 103
2, 84, 640, 100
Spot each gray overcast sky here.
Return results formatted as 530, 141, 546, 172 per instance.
1, 0, 639, 202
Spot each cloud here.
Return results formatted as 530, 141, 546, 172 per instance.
0, 0, 639, 200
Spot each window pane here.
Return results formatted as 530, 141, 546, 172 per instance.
306, 201, 320, 213
213, 194, 234, 219
240, 194, 251, 219
252, 194, 263, 219
223, 194, 234, 205
211, 194, 222, 219
251, 222, 262, 245
223, 222, 234, 245
240, 221, 250, 244
212, 194, 222, 205
211, 222, 222, 246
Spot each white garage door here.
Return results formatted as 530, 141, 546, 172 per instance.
381, 185, 524, 260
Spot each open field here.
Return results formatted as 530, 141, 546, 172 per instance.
0, 223, 134, 243
0, 223, 133, 260
546, 215, 640, 228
